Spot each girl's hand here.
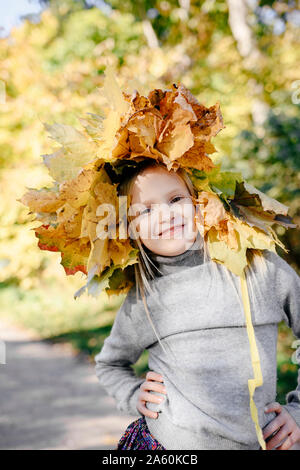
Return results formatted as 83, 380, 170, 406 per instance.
263, 402, 300, 450
136, 371, 167, 419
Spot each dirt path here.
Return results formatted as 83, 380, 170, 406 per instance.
0, 318, 134, 450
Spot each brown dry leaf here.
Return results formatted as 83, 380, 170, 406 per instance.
190, 102, 226, 141
155, 85, 197, 162
56, 203, 84, 239
197, 191, 239, 251
20, 188, 64, 213
111, 127, 130, 160
177, 139, 216, 173
127, 112, 161, 149
156, 122, 194, 162
197, 191, 228, 229
59, 168, 100, 209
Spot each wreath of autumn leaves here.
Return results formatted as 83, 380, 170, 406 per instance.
19, 65, 296, 298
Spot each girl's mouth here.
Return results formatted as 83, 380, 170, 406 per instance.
159, 223, 185, 237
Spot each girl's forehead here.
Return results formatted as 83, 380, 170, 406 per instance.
130, 166, 188, 203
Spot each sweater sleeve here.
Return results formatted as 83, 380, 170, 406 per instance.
272, 252, 300, 428
94, 288, 146, 417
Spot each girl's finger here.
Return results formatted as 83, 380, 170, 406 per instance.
265, 402, 282, 414
137, 401, 158, 419
265, 424, 290, 451
144, 381, 167, 394
263, 415, 285, 441
146, 371, 164, 382
288, 441, 300, 450
275, 434, 294, 450
140, 390, 166, 404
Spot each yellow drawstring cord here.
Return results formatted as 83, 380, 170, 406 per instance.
240, 273, 266, 450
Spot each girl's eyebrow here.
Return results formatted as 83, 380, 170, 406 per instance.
142, 189, 187, 206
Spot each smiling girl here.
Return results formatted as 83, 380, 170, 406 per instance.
18, 66, 300, 451
94, 160, 300, 451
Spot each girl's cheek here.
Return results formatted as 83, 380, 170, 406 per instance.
128, 217, 141, 239
180, 199, 195, 218
139, 217, 154, 239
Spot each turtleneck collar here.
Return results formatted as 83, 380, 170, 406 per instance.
144, 231, 204, 278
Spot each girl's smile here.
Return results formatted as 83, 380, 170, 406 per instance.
159, 223, 185, 238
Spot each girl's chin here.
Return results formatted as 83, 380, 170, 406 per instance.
142, 236, 197, 256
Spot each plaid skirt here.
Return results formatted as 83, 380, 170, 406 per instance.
116, 416, 166, 450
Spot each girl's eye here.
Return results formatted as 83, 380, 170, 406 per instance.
140, 207, 151, 216
170, 196, 184, 204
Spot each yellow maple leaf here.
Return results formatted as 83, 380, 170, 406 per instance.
42, 123, 99, 182
19, 187, 64, 213
206, 218, 276, 277
109, 237, 136, 267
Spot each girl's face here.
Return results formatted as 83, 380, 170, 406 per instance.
129, 165, 198, 256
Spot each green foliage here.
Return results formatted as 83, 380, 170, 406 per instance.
42, 9, 144, 70
234, 111, 300, 188
231, 110, 300, 269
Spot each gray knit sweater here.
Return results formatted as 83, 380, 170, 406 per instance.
94, 235, 300, 450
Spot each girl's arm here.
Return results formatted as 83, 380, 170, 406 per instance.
273, 252, 300, 427
94, 288, 149, 417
